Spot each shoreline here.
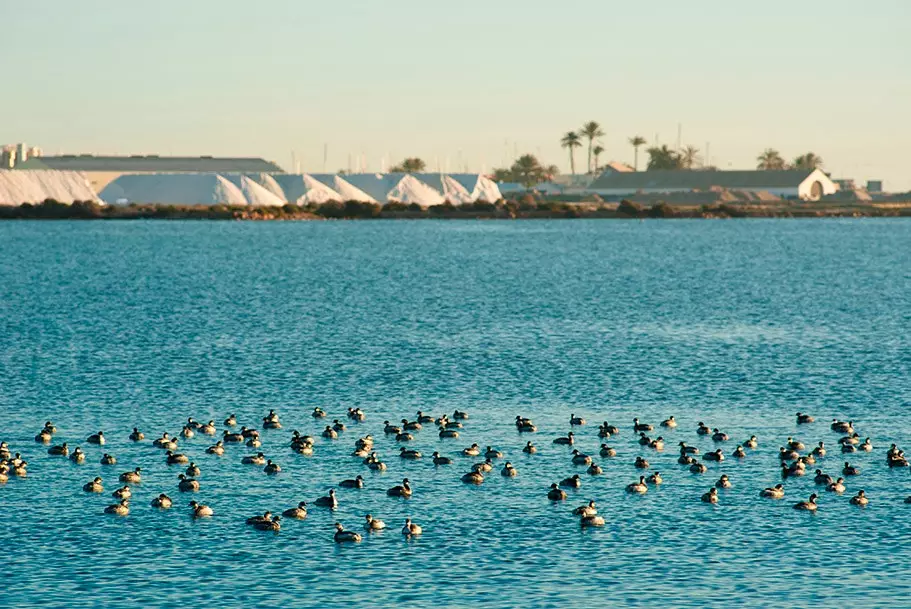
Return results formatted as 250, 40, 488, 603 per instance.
1, 199, 910, 220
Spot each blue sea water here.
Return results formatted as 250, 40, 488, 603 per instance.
0, 219, 909, 608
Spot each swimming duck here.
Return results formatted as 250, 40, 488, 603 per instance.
760, 484, 785, 499
119, 467, 141, 483
363, 514, 386, 530
787, 437, 805, 451
637, 433, 652, 446
587, 462, 603, 475
206, 441, 225, 455
633, 418, 654, 432
778, 447, 799, 461
402, 518, 423, 537
104, 500, 130, 516
473, 459, 494, 473
438, 428, 460, 439
849, 490, 868, 506
712, 429, 729, 442
548, 483, 568, 500
365, 455, 387, 471
87, 431, 106, 445
241, 452, 266, 465
841, 443, 857, 454
599, 444, 616, 458
200, 421, 217, 435
733, 445, 746, 458
553, 432, 576, 446
462, 443, 481, 456
263, 460, 281, 475
515, 416, 537, 432
634, 457, 650, 469
678, 453, 697, 465
452, 410, 469, 420
295, 442, 315, 455
812, 442, 826, 457
462, 471, 484, 484
383, 421, 401, 435
401, 419, 421, 431
35, 429, 52, 443
743, 436, 759, 449
859, 438, 873, 452
332, 419, 347, 433
661, 416, 677, 428
42, 421, 57, 434
826, 478, 846, 493
647, 472, 663, 485
283, 502, 308, 519
222, 430, 243, 443
334, 522, 361, 543
580, 514, 606, 527
8, 452, 24, 468
521, 441, 537, 455
696, 422, 711, 435
887, 452, 909, 468
340, 475, 365, 488
166, 450, 189, 465
715, 474, 731, 489
0, 442, 10, 460
573, 500, 598, 517
501, 462, 518, 477
10, 461, 26, 477
83, 477, 104, 493
246, 511, 273, 526
100, 453, 117, 466
796, 412, 815, 424
253, 516, 281, 531
112, 486, 132, 499
224, 414, 238, 426
570, 414, 586, 426
649, 437, 665, 451
484, 446, 503, 459
400, 447, 422, 460
793, 494, 818, 511
354, 435, 374, 450
240, 427, 259, 440
781, 462, 805, 478
600, 422, 620, 436
689, 462, 707, 474
842, 462, 860, 476
180, 426, 194, 439
414, 411, 433, 424
839, 433, 860, 446
315, 489, 339, 508
263, 416, 282, 430
678, 442, 699, 455
311, 408, 326, 419
387, 479, 412, 498
189, 501, 213, 518
177, 474, 200, 492
395, 432, 414, 442
48, 442, 69, 456
321, 426, 338, 440
626, 476, 648, 494
814, 470, 833, 485
69, 447, 86, 463
431, 452, 452, 466
153, 432, 178, 449
703, 449, 724, 462
151, 494, 173, 509
442, 420, 463, 430
830, 420, 854, 434
571, 449, 592, 465
887, 444, 901, 459
701, 488, 719, 504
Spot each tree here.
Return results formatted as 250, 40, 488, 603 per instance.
560, 131, 583, 175
792, 152, 823, 171
646, 145, 682, 170
679, 146, 702, 170
579, 121, 605, 174
629, 136, 647, 171
592, 145, 604, 173
512, 154, 547, 187
756, 149, 786, 170
544, 164, 560, 180
389, 157, 426, 173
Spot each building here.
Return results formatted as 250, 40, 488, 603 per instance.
588, 168, 838, 201
866, 180, 883, 193
15, 155, 284, 192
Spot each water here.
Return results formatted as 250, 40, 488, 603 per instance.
1, 219, 909, 608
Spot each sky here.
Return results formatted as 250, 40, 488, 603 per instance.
2, 0, 910, 189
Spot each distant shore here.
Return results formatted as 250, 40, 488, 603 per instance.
2, 199, 910, 220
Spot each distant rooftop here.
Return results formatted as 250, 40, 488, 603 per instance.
16, 155, 284, 174
590, 168, 819, 190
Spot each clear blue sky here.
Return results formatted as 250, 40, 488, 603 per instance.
2, 0, 909, 189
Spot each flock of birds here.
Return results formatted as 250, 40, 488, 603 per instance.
2, 407, 910, 541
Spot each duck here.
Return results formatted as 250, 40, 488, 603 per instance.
649, 437, 665, 451
814, 470, 833, 485
154, 433, 178, 449
414, 411, 434, 424
571, 449, 592, 465
461, 471, 484, 484
311, 407, 326, 419
711, 429, 729, 442
842, 462, 860, 476
515, 416, 537, 432
241, 452, 266, 465
354, 435, 374, 450
568, 500, 596, 518
282, 502, 308, 519
703, 449, 724, 462
634, 457, 650, 469
887, 444, 901, 459
732, 445, 746, 459
222, 430, 243, 443
35, 428, 52, 443
587, 462, 603, 475
839, 433, 860, 446
438, 428, 460, 439
10, 461, 27, 477
104, 500, 130, 516
398, 418, 420, 432
637, 433, 652, 446
796, 412, 815, 424
431, 452, 452, 466
151, 494, 173, 509
363, 514, 386, 530
523, 442, 538, 454
177, 474, 200, 492
0, 442, 9, 460
678, 453, 697, 465
569, 414, 586, 426
240, 427, 259, 440
600, 422, 620, 436
599, 444, 616, 458
826, 478, 846, 493
689, 462, 707, 474
841, 443, 857, 454
787, 437, 805, 451
661, 416, 677, 428
401, 518, 423, 537
553, 432, 575, 446
484, 446, 503, 459
760, 484, 785, 499
48, 442, 69, 456
778, 447, 799, 461
647, 472, 663, 485
42, 421, 58, 434
87, 431, 106, 445
246, 436, 262, 449
253, 516, 281, 531
462, 443, 481, 456
332, 419, 347, 433
245, 510, 273, 525
200, 421, 217, 435
696, 422, 711, 435
633, 418, 653, 432
849, 490, 868, 506
69, 447, 86, 463
321, 426, 338, 440
112, 486, 132, 499
365, 455, 387, 471
548, 483, 568, 501
580, 514, 606, 527
294, 442, 315, 455
442, 419, 462, 430
743, 436, 759, 449
701, 488, 719, 504
830, 419, 854, 434
166, 450, 189, 465
180, 426, 194, 439
473, 459, 494, 473
859, 438, 873, 452
83, 477, 104, 493
334, 522, 361, 543
395, 432, 414, 442
315, 489, 339, 508
386, 479, 412, 498
351, 446, 371, 459
189, 501, 213, 518
678, 442, 699, 455
452, 410, 469, 420
793, 494, 819, 511
339, 475, 365, 488
781, 462, 805, 478
263, 460, 281, 475
715, 474, 731, 489
626, 476, 648, 494
100, 453, 117, 466
224, 414, 238, 426
119, 467, 142, 483
399, 447, 422, 460
383, 421, 401, 435
887, 452, 909, 468
206, 441, 225, 455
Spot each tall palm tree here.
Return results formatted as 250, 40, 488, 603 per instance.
756, 149, 786, 170
629, 136, 647, 171
792, 152, 823, 171
679, 146, 701, 170
592, 145, 605, 173
579, 121, 605, 174
560, 131, 582, 175
513, 154, 545, 187
646, 145, 681, 170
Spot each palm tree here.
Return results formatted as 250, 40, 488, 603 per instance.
792, 152, 823, 171
512, 154, 545, 187
579, 121, 605, 174
756, 149, 786, 170
592, 145, 605, 173
679, 146, 701, 170
389, 157, 426, 172
646, 145, 681, 171
629, 136, 647, 171
560, 131, 583, 175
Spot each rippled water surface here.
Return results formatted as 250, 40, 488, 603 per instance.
1, 219, 909, 608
